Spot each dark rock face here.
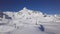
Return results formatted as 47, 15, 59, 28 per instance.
0, 12, 3, 18
0, 12, 12, 19
5, 15, 12, 19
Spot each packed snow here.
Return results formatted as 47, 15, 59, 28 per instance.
0, 7, 60, 34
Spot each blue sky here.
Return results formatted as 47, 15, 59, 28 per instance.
0, 0, 60, 14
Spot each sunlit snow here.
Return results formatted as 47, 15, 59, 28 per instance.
0, 7, 60, 34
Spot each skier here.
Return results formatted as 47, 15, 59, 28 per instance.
39, 24, 45, 31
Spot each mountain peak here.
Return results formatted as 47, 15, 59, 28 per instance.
23, 7, 28, 10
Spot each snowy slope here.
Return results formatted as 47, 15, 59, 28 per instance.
0, 7, 60, 34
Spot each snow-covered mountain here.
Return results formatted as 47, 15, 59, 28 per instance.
0, 7, 60, 34
3, 7, 60, 23
0, 7, 60, 27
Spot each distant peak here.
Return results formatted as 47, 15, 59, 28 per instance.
23, 7, 27, 10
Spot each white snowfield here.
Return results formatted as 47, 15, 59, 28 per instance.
0, 7, 60, 34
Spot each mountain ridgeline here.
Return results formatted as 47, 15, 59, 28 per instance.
0, 7, 60, 25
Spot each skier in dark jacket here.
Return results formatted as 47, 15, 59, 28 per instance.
39, 24, 45, 31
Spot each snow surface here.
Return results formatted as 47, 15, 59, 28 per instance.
0, 7, 60, 34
